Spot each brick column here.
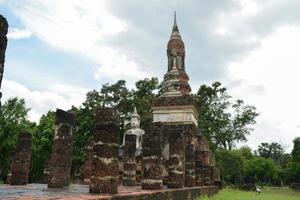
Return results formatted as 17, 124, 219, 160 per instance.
83, 139, 94, 184
184, 125, 197, 187
167, 125, 185, 188
10, 132, 32, 185
48, 109, 75, 188
185, 143, 196, 187
42, 159, 50, 184
200, 150, 212, 186
89, 108, 119, 194
123, 134, 137, 186
0, 15, 8, 107
142, 123, 163, 190
195, 144, 203, 186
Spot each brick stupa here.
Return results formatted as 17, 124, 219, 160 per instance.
152, 12, 198, 127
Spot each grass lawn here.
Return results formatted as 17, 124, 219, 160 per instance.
202, 187, 300, 200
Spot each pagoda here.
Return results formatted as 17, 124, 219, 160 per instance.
152, 12, 198, 126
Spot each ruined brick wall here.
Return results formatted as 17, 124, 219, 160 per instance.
89, 107, 119, 194
142, 122, 164, 190
82, 139, 94, 184
48, 109, 75, 188
123, 134, 137, 186
0, 15, 8, 107
42, 159, 50, 184
10, 132, 32, 185
166, 125, 185, 188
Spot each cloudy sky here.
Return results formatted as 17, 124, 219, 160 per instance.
0, 0, 299, 152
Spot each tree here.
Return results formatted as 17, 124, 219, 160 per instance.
215, 149, 244, 185
291, 137, 300, 162
196, 82, 258, 150
30, 111, 55, 182
132, 77, 159, 126
243, 157, 279, 187
258, 142, 284, 165
0, 97, 32, 181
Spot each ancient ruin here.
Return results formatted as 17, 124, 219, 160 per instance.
89, 107, 119, 194
10, 132, 32, 185
122, 107, 145, 186
48, 109, 75, 188
0, 15, 8, 107
0, 13, 220, 199
82, 139, 94, 184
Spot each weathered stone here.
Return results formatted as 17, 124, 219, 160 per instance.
48, 109, 75, 188
200, 167, 211, 186
195, 144, 204, 186
123, 134, 137, 186
82, 139, 94, 184
10, 132, 32, 185
184, 125, 197, 187
166, 125, 185, 188
0, 15, 8, 107
89, 107, 119, 194
142, 123, 163, 190
42, 159, 50, 184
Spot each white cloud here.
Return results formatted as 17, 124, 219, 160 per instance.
7, 28, 31, 39
226, 25, 300, 152
7, 0, 149, 86
1, 79, 88, 122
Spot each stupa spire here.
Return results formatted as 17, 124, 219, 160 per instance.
170, 11, 181, 39
160, 13, 191, 97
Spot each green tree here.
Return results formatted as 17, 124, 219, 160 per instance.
258, 142, 284, 165
132, 77, 159, 126
30, 111, 55, 182
196, 82, 258, 150
243, 157, 279, 187
291, 137, 300, 162
0, 97, 32, 181
215, 149, 244, 185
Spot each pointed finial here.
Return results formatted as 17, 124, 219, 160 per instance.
171, 11, 180, 38
174, 11, 177, 27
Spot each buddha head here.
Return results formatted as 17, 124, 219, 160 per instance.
131, 107, 140, 128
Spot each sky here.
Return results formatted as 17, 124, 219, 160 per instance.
0, 0, 299, 152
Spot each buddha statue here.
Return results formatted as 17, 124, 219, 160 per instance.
122, 107, 145, 156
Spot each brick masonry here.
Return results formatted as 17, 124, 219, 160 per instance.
0, 15, 8, 107
89, 107, 119, 194
82, 139, 94, 184
167, 125, 185, 188
48, 109, 75, 188
142, 122, 164, 190
123, 134, 137, 186
10, 132, 32, 185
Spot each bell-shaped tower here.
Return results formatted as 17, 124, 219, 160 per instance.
160, 12, 191, 97
152, 13, 198, 126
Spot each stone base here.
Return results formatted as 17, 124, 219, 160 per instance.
0, 184, 219, 199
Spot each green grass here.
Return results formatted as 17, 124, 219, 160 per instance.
201, 187, 300, 200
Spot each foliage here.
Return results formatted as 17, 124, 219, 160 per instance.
30, 111, 55, 182
291, 137, 300, 162
243, 157, 280, 187
258, 142, 285, 166
286, 162, 300, 183
215, 149, 244, 185
196, 82, 258, 150
0, 97, 32, 181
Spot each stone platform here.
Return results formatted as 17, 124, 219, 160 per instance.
0, 184, 218, 200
